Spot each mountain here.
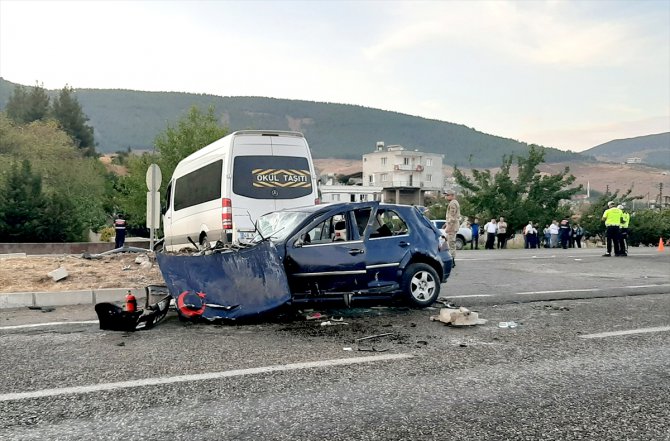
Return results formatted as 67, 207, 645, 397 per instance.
0, 78, 588, 167
582, 133, 670, 168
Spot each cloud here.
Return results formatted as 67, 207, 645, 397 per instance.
363, 1, 648, 67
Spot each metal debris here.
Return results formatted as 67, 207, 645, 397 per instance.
430, 307, 487, 326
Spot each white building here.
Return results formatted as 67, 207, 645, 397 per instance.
362, 141, 444, 205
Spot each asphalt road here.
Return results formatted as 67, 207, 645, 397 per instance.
1, 247, 669, 440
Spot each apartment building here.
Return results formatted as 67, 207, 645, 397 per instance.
362, 141, 444, 205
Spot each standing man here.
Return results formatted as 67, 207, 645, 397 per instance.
483, 218, 497, 250
523, 221, 534, 249
443, 190, 461, 266
497, 217, 508, 249
549, 220, 560, 248
471, 218, 480, 250
114, 214, 127, 249
601, 201, 624, 257
619, 204, 630, 255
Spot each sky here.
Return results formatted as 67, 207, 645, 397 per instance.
0, 0, 668, 152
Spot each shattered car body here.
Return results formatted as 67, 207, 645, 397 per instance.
156, 202, 452, 321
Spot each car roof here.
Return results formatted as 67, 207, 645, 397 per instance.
263, 201, 424, 216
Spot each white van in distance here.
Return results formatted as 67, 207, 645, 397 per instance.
162, 130, 319, 251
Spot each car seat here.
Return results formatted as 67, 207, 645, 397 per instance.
333, 220, 346, 241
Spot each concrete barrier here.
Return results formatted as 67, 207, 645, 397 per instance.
0, 241, 151, 255
0, 292, 34, 309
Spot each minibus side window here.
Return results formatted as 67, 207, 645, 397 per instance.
173, 160, 223, 211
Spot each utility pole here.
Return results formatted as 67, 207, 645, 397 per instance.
660, 182, 664, 209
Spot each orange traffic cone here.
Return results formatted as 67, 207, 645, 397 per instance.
659, 238, 665, 252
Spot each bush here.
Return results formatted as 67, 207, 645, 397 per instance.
99, 227, 115, 242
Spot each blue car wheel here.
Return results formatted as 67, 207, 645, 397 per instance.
402, 263, 440, 307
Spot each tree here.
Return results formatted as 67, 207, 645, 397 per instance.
0, 160, 47, 242
453, 145, 582, 233
0, 113, 108, 239
5, 82, 50, 124
51, 85, 96, 156
114, 106, 228, 228
154, 106, 228, 179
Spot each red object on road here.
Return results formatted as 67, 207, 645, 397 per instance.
125, 291, 137, 313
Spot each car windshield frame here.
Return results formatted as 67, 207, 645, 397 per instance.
252, 210, 312, 243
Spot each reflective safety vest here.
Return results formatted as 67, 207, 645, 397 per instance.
602, 207, 623, 226
621, 212, 630, 228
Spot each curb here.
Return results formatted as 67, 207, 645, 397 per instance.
0, 288, 146, 309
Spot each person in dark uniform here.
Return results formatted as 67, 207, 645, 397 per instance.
559, 219, 571, 249
114, 214, 127, 249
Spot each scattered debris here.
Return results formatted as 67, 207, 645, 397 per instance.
139, 260, 152, 270
47, 267, 68, 282
498, 321, 519, 329
459, 343, 468, 347
355, 332, 394, 342
122, 265, 131, 271
343, 347, 353, 351
41, 307, 55, 313
320, 320, 349, 326
135, 254, 150, 265
358, 346, 389, 352
306, 312, 325, 320
430, 307, 487, 326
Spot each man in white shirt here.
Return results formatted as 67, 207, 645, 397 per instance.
483, 218, 497, 249
549, 220, 560, 248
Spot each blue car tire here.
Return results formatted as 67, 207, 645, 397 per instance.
401, 263, 440, 307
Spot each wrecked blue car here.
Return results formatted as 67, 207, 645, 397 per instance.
157, 202, 452, 320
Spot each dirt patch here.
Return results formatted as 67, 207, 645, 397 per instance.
0, 254, 165, 293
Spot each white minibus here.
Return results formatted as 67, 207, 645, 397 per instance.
162, 130, 318, 251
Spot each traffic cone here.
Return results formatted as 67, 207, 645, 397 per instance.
659, 237, 665, 252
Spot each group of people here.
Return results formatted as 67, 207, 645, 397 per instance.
531, 220, 585, 249
440, 191, 632, 261
601, 201, 630, 257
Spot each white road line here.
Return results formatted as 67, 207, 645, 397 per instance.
0, 353, 413, 402
514, 284, 670, 296
580, 326, 670, 339
516, 288, 601, 295
0, 320, 99, 331
445, 295, 492, 299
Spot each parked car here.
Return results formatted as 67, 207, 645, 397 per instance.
253, 202, 453, 307
430, 219, 472, 250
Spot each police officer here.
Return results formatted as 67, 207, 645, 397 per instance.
619, 204, 630, 254
601, 201, 624, 257
114, 214, 127, 249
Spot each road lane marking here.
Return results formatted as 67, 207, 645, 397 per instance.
0, 353, 413, 402
0, 320, 99, 331
445, 295, 492, 299
514, 284, 670, 296
580, 326, 670, 339
516, 288, 601, 295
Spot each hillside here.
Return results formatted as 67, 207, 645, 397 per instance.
583, 132, 670, 168
0, 78, 586, 168
314, 159, 670, 201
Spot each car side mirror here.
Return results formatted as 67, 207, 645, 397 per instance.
294, 233, 311, 247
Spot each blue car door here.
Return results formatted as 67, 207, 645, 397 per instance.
284, 210, 367, 295
363, 207, 412, 291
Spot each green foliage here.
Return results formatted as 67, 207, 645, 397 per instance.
5, 82, 50, 124
99, 226, 115, 242
114, 106, 228, 229
0, 113, 109, 240
628, 209, 670, 246
453, 146, 582, 233
0, 160, 46, 241
52, 85, 96, 156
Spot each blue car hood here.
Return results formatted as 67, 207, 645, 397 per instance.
156, 241, 291, 320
